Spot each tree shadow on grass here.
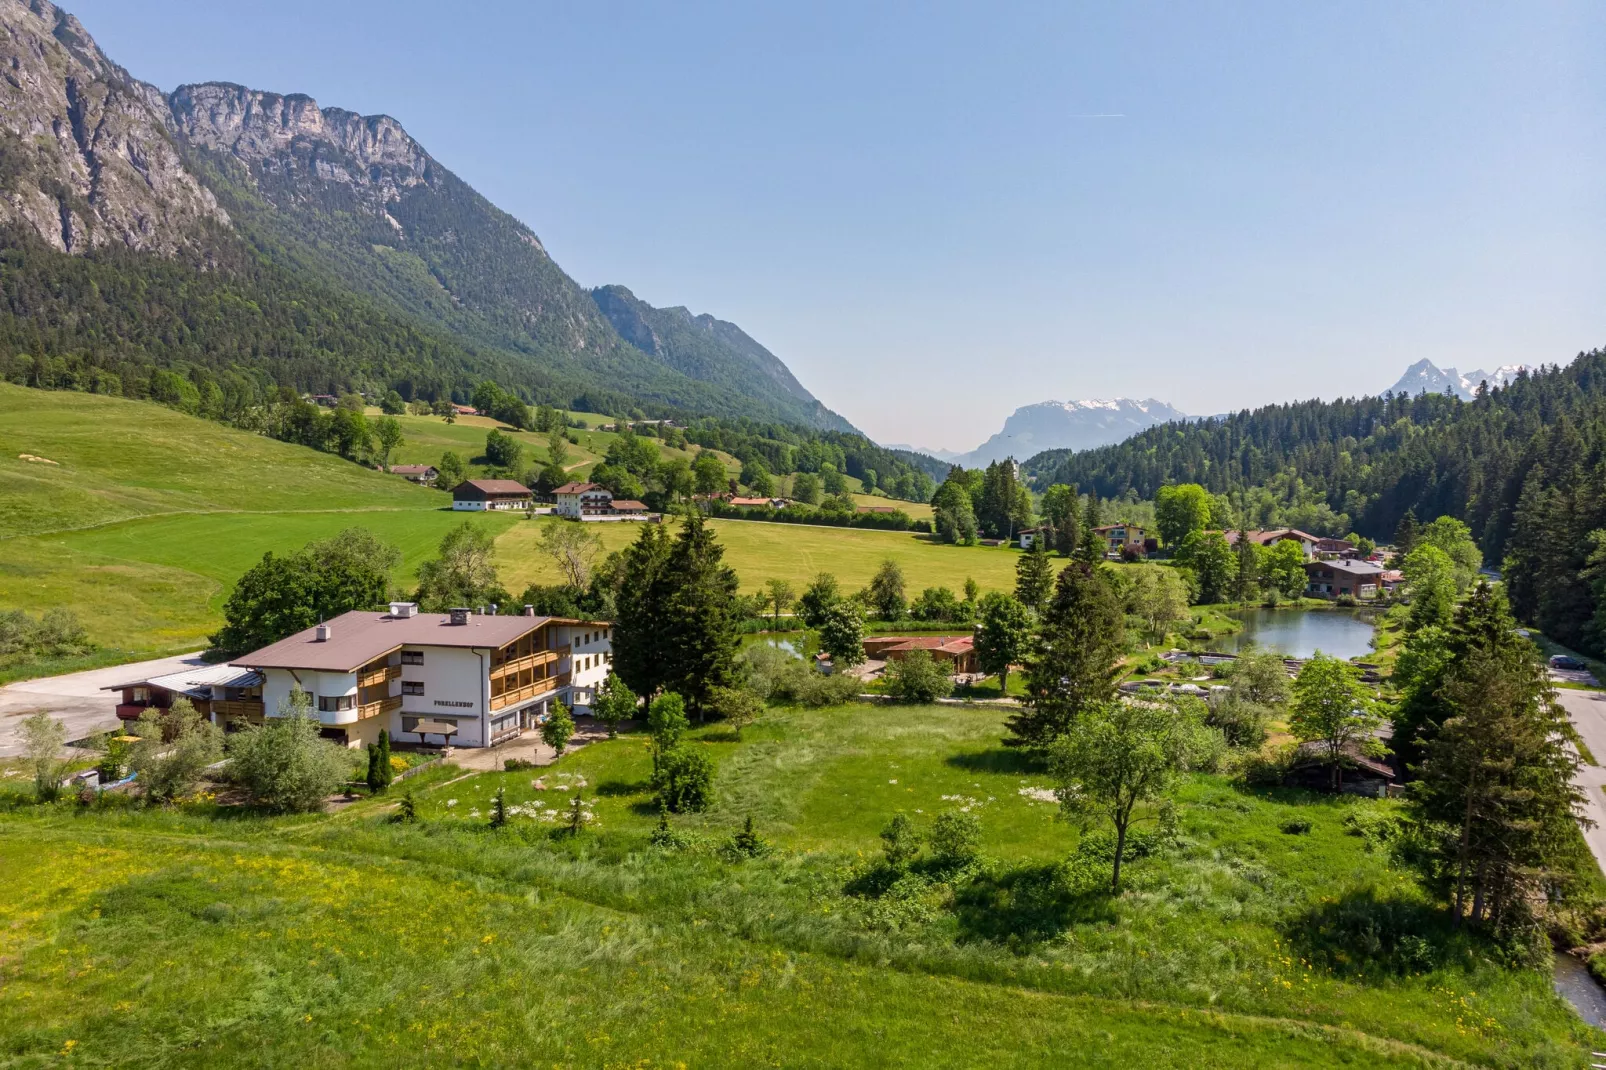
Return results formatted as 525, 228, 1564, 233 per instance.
953, 863, 1116, 949
1281, 884, 1455, 977
946, 748, 1045, 776
594, 778, 651, 798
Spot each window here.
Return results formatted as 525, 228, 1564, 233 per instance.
401, 650, 424, 666
317, 694, 355, 713
402, 681, 425, 696
132, 687, 150, 703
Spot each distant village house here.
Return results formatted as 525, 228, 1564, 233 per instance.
452, 479, 533, 512
390, 464, 438, 486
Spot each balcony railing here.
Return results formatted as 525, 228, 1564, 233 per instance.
490, 649, 559, 678
358, 665, 402, 689
357, 695, 403, 720
211, 699, 265, 720
489, 676, 559, 712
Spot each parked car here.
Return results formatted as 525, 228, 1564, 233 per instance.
1550, 654, 1587, 671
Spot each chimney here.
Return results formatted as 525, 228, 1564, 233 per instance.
449, 608, 470, 626
314, 622, 332, 642
388, 601, 418, 618
524, 605, 536, 617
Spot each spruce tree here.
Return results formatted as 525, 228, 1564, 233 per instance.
1410, 584, 1581, 931
1074, 496, 1105, 565
660, 516, 741, 715
1393, 508, 1420, 555
1009, 561, 1124, 745
1014, 538, 1054, 612
611, 522, 673, 697
376, 729, 392, 790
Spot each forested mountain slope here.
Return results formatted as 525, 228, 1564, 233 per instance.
0, 0, 846, 428
1025, 349, 1606, 566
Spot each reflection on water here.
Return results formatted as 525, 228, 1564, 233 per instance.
1553, 951, 1606, 1028
1220, 608, 1377, 660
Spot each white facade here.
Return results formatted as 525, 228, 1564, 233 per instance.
258, 626, 611, 749
555, 487, 614, 518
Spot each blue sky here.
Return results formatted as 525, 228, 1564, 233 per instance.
68, 1, 1603, 449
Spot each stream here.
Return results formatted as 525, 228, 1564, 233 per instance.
1553, 952, 1606, 1028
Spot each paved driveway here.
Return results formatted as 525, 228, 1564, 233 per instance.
1555, 688, 1606, 874
0, 652, 208, 757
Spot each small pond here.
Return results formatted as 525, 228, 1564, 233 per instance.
741, 633, 814, 660
1553, 952, 1606, 1029
1218, 608, 1377, 660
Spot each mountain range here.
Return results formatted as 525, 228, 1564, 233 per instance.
1384, 358, 1532, 402
0, 0, 850, 430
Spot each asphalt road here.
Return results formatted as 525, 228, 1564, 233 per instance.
1555, 687, 1606, 875
0, 652, 207, 757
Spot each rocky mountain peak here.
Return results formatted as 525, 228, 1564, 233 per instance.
167, 83, 431, 178
0, 0, 226, 254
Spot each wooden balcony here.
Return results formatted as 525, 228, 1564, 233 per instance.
212, 699, 265, 720
490, 676, 558, 712
357, 695, 403, 720
358, 664, 402, 689
490, 649, 559, 679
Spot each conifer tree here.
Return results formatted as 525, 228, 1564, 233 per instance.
1410, 584, 1581, 931
1010, 562, 1124, 745
1014, 539, 1054, 612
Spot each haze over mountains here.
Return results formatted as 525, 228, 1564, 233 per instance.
0, 0, 851, 430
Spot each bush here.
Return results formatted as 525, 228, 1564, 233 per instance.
1205, 692, 1269, 748
504, 757, 539, 772
130, 699, 223, 804
930, 808, 981, 866
1281, 818, 1313, 835
880, 811, 922, 868
541, 701, 575, 754
19, 711, 67, 802
883, 649, 955, 704
227, 711, 353, 813
721, 815, 771, 861
654, 744, 716, 813
1237, 742, 1298, 786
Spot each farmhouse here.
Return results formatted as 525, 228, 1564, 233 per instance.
390, 463, 438, 485
1017, 526, 1051, 549
103, 664, 264, 725
554, 483, 651, 520
233, 603, 613, 749
452, 478, 532, 511
731, 496, 787, 509
862, 635, 978, 674
1304, 558, 1384, 599
1229, 529, 1322, 560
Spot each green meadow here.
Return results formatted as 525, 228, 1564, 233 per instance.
0, 387, 1024, 678
2, 702, 1598, 1066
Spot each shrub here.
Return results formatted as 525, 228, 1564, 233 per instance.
19, 711, 67, 802
930, 808, 981, 867
883, 650, 955, 704
1205, 692, 1269, 748
130, 699, 224, 804
649, 803, 693, 850
227, 709, 352, 813
1237, 742, 1298, 786
490, 786, 507, 828
880, 812, 922, 868
504, 757, 538, 772
541, 701, 575, 754
721, 815, 771, 861
395, 790, 419, 824
708, 686, 762, 737
654, 745, 716, 813
1281, 818, 1313, 835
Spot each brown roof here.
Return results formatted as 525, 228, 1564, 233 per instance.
610, 500, 648, 512
1305, 558, 1384, 577
391, 464, 436, 475
730, 497, 777, 507
554, 482, 605, 495
455, 479, 530, 498
866, 635, 974, 654
236, 609, 554, 672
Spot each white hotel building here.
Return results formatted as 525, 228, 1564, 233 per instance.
233, 603, 613, 749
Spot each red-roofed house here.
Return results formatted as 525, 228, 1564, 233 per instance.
452, 479, 533, 511
862, 635, 977, 674
390, 463, 438, 485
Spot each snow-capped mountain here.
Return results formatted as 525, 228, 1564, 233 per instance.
1386, 359, 1532, 401
952, 398, 1188, 467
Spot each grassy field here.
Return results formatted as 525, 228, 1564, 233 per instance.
0, 384, 432, 538
497, 515, 1062, 595
1, 702, 1598, 1066
0, 388, 990, 678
